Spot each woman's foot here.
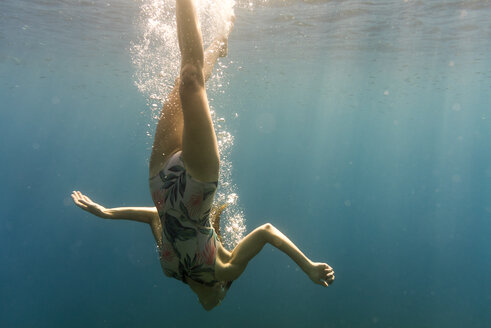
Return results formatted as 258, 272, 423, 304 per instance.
307, 262, 335, 287
218, 13, 235, 57
218, 40, 228, 58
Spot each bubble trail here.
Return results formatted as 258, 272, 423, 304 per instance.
131, 0, 245, 249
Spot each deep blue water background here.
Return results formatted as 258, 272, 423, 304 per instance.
1, 0, 490, 327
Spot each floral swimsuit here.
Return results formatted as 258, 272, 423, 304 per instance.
149, 151, 220, 286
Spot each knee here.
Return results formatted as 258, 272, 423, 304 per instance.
179, 63, 204, 93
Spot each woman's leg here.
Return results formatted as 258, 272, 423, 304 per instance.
175, 0, 221, 182
149, 79, 182, 178
149, 19, 230, 178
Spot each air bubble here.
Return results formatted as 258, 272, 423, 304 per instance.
227, 193, 238, 204
132, 0, 244, 249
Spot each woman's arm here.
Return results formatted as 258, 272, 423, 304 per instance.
71, 191, 163, 246
71, 191, 157, 223
216, 223, 335, 287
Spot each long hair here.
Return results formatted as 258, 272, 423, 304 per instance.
210, 203, 228, 242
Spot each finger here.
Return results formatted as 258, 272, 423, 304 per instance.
72, 194, 87, 208
73, 198, 85, 207
322, 263, 333, 270
73, 200, 87, 209
71, 193, 81, 204
321, 281, 328, 287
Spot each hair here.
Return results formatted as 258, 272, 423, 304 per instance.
210, 203, 228, 242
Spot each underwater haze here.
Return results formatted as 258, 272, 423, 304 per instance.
1, 0, 491, 327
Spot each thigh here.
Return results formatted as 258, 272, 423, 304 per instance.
149, 80, 184, 178
180, 83, 219, 183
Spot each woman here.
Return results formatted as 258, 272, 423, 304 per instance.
72, 0, 334, 311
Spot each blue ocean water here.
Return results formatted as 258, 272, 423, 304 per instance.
1, 0, 490, 327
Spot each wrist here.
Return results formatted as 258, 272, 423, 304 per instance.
300, 258, 314, 274
298, 257, 314, 276
100, 207, 111, 219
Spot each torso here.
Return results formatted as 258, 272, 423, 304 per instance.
149, 151, 220, 286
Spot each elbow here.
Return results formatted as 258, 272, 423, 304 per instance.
260, 223, 282, 246
261, 223, 274, 230
260, 223, 275, 233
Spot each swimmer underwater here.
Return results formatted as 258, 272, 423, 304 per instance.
72, 0, 335, 311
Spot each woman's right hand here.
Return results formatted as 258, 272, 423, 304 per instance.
307, 262, 335, 287
71, 191, 108, 218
